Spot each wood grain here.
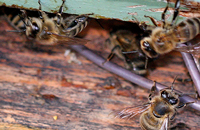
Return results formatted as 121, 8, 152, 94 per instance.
0, 14, 199, 130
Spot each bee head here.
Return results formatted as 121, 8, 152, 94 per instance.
140, 37, 159, 58
26, 18, 42, 38
160, 89, 179, 106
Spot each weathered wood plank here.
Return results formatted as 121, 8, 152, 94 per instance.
0, 14, 199, 130
1, 0, 200, 24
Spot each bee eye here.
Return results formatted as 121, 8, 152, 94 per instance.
143, 41, 150, 47
142, 41, 151, 51
31, 22, 40, 35
32, 22, 40, 32
161, 90, 168, 99
28, 22, 40, 38
169, 98, 178, 105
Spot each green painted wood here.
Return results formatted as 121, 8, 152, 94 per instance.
0, 0, 199, 24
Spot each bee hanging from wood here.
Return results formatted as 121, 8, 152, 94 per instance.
5, 0, 89, 46
140, 0, 200, 58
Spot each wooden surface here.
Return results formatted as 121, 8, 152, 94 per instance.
0, 0, 178, 23
0, 14, 200, 130
1, 0, 200, 24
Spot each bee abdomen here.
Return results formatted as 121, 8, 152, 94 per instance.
176, 17, 200, 41
6, 14, 26, 31
66, 20, 88, 37
140, 111, 162, 130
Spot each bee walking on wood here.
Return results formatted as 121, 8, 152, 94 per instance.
6, 0, 89, 46
105, 29, 148, 75
140, 0, 200, 58
114, 79, 195, 130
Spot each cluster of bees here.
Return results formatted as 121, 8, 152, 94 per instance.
2, 0, 200, 129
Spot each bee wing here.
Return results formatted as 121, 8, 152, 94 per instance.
160, 117, 169, 130
175, 42, 200, 56
51, 33, 89, 45
113, 103, 150, 120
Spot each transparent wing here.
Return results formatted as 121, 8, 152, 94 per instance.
40, 31, 88, 45
113, 103, 150, 120
52, 33, 89, 45
160, 117, 168, 130
175, 42, 200, 57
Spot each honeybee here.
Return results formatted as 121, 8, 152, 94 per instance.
105, 29, 148, 75
114, 80, 194, 130
5, 0, 89, 46
140, 0, 200, 58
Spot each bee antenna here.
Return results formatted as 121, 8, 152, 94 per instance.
131, 16, 139, 24
122, 51, 138, 54
6, 29, 26, 33
171, 75, 178, 91
171, 0, 180, 26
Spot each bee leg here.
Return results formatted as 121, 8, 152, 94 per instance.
161, 0, 169, 27
102, 45, 121, 65
170, 110, 177, 120
176, 101, 194, 109
170, 75, 178, 91
171, 0, 180, 26
144, 15, 158, 27
18, 10, 31, 27
149, 81, 157, 101
179, 85, 200, 99
56, 0, 66, 25
177, 78, 192, 82
38, 0, 44, 20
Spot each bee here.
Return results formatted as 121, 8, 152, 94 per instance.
104, 28, 149, 75
5, 0, 89, 46
140, 0, 200, 58
114, 79, 194, 130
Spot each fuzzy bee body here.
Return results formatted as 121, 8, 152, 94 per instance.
175, 17, 200, 42
140, 95, 177, 130
105, 29, 147, 75
114, 81, 193, 130
140, 0, 200, 58
63, 15, 88, 37
5, 0, 89, 46
6, 14, 26, 31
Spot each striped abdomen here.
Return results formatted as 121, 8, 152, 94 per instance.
175, 17, 200, 42
6, 14, 26, 31
140, 111, 164, 130
63, 15, 88, 37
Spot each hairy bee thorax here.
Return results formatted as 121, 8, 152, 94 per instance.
139, 0, 200, 58
115, 78, 195, 130
149, 27, 179, 54
151, 96, 177, 118
25, 18, 43, 39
